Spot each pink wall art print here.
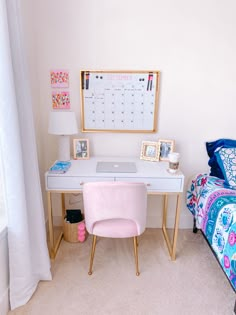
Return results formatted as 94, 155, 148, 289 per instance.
52, 91, 70, 109
50, 69, 69, 88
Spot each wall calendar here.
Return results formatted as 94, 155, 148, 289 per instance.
80, 70, 160, 133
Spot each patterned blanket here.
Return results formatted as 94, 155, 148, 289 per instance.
186, 174, 236, 290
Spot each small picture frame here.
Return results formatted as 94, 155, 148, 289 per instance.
158, 139, 175, 161
50, 69, 69, 88
73, 139, 89, 160
52, 91, 70, 109
140, 141, 160, 162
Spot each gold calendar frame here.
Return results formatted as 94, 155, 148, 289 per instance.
80, 70, 160, 133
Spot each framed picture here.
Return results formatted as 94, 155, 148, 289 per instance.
52, 91, 70, 109
50, 69, 69, 88
73, 139, 89, 160
80, 70, 160, 132
140, 141, 160, 162
158, 139, 175, 161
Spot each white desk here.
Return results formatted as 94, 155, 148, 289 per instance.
45, 157, 184, 259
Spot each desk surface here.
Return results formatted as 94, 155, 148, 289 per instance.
45, 157, 184, 193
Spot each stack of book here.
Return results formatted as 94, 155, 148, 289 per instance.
49, 161, 71, 174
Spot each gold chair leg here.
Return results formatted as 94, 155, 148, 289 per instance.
88, 235, 97, 275
133, 236, 140, 276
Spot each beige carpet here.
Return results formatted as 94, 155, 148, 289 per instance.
8, 229, 235, 315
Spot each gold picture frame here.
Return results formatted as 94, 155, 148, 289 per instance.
73, 139, 89, 160
80, 70, 160, 133
140, 141, 160, 162
158, 139, 175, 161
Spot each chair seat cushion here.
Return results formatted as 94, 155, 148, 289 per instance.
92, 218, 138, 238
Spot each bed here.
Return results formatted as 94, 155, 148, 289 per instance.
186, 139, 236, 312
186, 173, 236, 291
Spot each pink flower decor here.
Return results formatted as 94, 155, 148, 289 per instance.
78, 235, 85, 242
228, 232, 236, 246
78, 221, 87, 242
224, 255, 230, 269
52, 91, 70, 109
50, 70, 69, 88
78, 222, 86, 230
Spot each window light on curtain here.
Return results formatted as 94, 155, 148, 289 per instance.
0, 148, 7, 231
0, 0, 51, 310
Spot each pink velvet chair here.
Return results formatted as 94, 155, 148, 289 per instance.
83, 182, 147, 276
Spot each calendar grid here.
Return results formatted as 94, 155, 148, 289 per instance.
80, 70, 160, 133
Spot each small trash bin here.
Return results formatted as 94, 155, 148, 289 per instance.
63, 209, 87, 243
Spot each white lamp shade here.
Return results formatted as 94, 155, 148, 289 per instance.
48, 111, 78, 135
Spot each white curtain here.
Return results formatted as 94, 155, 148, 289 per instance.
0, 0, 51, 310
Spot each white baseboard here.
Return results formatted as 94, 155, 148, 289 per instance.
0, 288, 9, 315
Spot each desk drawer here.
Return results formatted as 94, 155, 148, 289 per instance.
115, 177, 184, 192
46, 176, 114, 190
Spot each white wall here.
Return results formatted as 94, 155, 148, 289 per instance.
21, 0, 236, 227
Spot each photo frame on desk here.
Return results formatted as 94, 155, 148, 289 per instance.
140, 141, 160, 162
158, 139, 175, 161
73, 139, 89, 160
80, 70, 160, 133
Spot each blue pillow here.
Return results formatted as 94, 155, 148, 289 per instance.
206, 139, 236, 178
215, 147, 236, 188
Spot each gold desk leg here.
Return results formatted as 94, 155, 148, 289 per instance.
162, 194, 181, 261
47, 191, 64, 259
61, 193, 66, 221
162, 194, 168, 230
171, 194, 181, 260
47, 191, 55, 259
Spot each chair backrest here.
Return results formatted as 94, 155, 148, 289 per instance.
83, 182, 147, 236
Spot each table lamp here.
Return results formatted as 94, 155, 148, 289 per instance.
48, 111, 78, 161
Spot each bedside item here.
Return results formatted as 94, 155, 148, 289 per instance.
168, 152, 180, 173
48, 111, 78, 161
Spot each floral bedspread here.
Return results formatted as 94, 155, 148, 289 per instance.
186, 174, 236, 290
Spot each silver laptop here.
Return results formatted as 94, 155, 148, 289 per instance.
96, 161, 137, 173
